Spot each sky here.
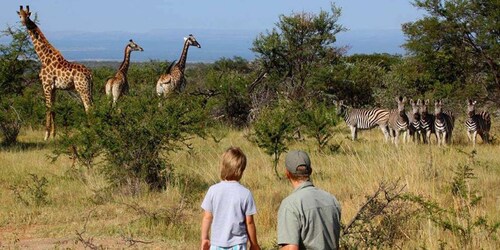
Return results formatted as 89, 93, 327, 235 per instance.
0, 0, 424, 61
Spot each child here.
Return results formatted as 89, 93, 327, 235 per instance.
200, 147, 260, 250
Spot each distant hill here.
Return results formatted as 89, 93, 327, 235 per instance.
1, 28, 407, 62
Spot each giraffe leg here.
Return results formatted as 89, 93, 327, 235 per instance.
76, 85, 92, 113
43, 87, 55, 141
105, 79, 112, 97
112, 83, 122, 106
50, 110, 56, 139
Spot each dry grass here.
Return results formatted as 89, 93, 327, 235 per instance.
0, 124, 499, 249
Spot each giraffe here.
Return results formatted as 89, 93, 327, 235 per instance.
17, 6, 93, 140
105, 39, 144, 105
156, 34, 201, 97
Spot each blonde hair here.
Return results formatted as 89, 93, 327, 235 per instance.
220, 147, 247, 181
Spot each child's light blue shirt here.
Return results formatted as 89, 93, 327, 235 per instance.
201, 181, 257, 248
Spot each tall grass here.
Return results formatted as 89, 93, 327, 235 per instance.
0, 124, 499, 249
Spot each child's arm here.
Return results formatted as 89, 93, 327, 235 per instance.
200, 211, 213, 250
245, 215, 261, 250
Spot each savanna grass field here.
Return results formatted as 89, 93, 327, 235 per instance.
2, 1, 500, 249
1, 122, 499, 249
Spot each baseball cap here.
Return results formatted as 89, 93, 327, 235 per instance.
285, 150, 312, 176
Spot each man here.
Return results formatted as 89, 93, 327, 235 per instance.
277, 150, 342, 250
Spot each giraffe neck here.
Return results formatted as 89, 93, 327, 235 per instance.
118, 47, 132, 74
177, 40, 190, 71
25, 18, 66, 66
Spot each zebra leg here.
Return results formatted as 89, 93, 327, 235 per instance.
484, 132, 489, 144
467, 130, 473, 143
350, 126, 357, 141
395, 131, 400, 145
380, 125, 390, 142
424, 131, 430, 144
472, 131, 477, 146
436, 132, 442, 146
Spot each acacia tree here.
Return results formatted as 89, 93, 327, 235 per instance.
403, 0, 500, 102
251, 3, 346, 100
0, 24, 39, 145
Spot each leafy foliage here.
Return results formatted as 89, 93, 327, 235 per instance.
0, 23, 41, 145
252, 3, 346, 100
297, 101, 339, 152
9, 174, 50, 207
54, 93, 209, 192
202, 57, 253, 127
250, 103, 297, 178
403, 0, 500, 103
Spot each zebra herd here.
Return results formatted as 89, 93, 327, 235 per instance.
334, 98, 492, 146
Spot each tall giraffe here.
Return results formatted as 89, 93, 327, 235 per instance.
17, 6, 93, 140
156, 34, 201, 96
105, 39, 144, 105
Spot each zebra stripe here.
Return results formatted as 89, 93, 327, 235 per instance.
465, 100, 491, 145
334, 100, 390, 141
419, 99, 435, 144
434, 100, 454, 146
388, 96, 409, 145
407, 99, 423, 143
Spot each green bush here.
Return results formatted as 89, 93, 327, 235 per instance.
54, 92, 209, 192
297, 101, 339, 152
250, 102, 297, 178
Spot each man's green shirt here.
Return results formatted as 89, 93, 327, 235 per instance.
277, 181, 341, 250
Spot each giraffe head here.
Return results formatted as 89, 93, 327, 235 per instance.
127, 39, 144, 52
184, 34, 201, 48
17, 5, 33, 27
466, 99, 476, 117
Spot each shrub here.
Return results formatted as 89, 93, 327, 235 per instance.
9, 174, 50, 207
249, 103, 297, 178
297, 101, 339, 152
403, 151, 500, 249
53, 92, 209, 192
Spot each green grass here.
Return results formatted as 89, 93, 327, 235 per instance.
1, 124, 499, 249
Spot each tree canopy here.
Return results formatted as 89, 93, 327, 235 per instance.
403, 0, 500, 102
251, 3, 346, 100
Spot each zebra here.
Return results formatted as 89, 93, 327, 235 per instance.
407, 99, 422, 143
419, 99, 435, 144
465, 99, 491, 146
434, 99, 455, 146
334, 100, 390, 141
388, 96, 409, 145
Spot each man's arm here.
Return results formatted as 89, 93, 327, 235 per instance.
200, 211, 213, 250
245, 215, 261, 250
